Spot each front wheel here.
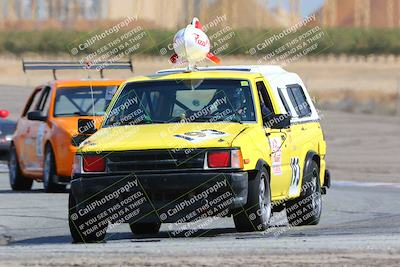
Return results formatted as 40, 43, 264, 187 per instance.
43, 145, 66, 193
233, 168, 271, 232
68, 193, 107, 243
9, 146, 33, 191
286, 160, 322, 226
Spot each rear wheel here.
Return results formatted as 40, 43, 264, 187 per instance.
233, 168, 271, 232
68, 193, 107, 243
9, 146, 33, 191
43, 145, 66, 193
129, 222, 161, 235
286, 160, 322, 226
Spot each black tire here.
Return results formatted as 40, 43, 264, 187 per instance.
233, 167, 271, 232
68, 193, 107, 243
286, 160, 322, 226
129, 222, 161, 235
43, 145, 66, 193
9, 145, 33, 191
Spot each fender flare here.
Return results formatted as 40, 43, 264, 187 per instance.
301, 151, 320, 195
253, 159, 270, 181
255, 159, 269, 172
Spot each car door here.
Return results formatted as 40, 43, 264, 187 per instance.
16, 87, 43, 170
278, 84, 314, 197
255, 80, 293, 198
25, 86, 51, 172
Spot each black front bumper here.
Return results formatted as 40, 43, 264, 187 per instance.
70, 171, 248, 224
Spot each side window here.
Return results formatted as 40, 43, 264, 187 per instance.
36, 86, 51, 116
286, 85, 312, 118
24, 88, 43, 116
256, 81, 275, 120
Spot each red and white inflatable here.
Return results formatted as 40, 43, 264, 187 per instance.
170, 18, 220, 68
0, 109, 9, 119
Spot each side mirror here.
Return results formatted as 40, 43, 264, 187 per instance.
265, 114, 291, 129
78, 119, 97, 135
0, 109, 9, 119
27, 111, 47, 121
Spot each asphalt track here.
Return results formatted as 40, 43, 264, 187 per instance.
0, 109, 400, 266
0, 172, 399, 266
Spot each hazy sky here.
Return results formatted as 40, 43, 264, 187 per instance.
268, 0, 325, 17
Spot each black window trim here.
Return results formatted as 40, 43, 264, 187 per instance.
277, 87, 292, 116
36, 86, 51, 113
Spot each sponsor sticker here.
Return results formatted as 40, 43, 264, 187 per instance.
240, 81, 249, 87
269, 136, 282, 176
174, 129, 229, 143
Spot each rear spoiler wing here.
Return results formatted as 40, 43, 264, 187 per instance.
22, 59, 133, 80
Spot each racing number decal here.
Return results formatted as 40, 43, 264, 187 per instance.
289, 157, 300, 197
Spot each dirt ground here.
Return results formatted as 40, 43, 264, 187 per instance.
0, 54, 399, 119
1, 55, 399, 115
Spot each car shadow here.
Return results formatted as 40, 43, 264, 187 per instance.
11, 227, 240, 246
0, 189, 69, 194
0, 188, 69, 194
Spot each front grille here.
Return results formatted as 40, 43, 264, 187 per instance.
106, 150, 205, 173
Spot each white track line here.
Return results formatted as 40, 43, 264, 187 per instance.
333, 180, 400, 189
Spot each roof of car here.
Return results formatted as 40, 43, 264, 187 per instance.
157, 65, 288, 75
50, 79, 124, 88
124, 65, 290, 84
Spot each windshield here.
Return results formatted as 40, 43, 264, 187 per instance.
103, 79, 256, 127
54, 86, 118, 117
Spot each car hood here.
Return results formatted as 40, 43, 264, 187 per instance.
79, 123, 252, 153
53, 116, 103, 137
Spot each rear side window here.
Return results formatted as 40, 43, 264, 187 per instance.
286, 85, 311, 117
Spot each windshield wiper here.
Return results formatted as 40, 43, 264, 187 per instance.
189, 116, 243, 124
212, 116, 243, 124
55, 112, 89, 117
190, 117, 214, 122
119, 118, 168, 126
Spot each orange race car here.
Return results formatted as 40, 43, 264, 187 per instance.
9, 61, 132, 192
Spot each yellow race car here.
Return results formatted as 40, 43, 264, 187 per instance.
68, 65, 330, 243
